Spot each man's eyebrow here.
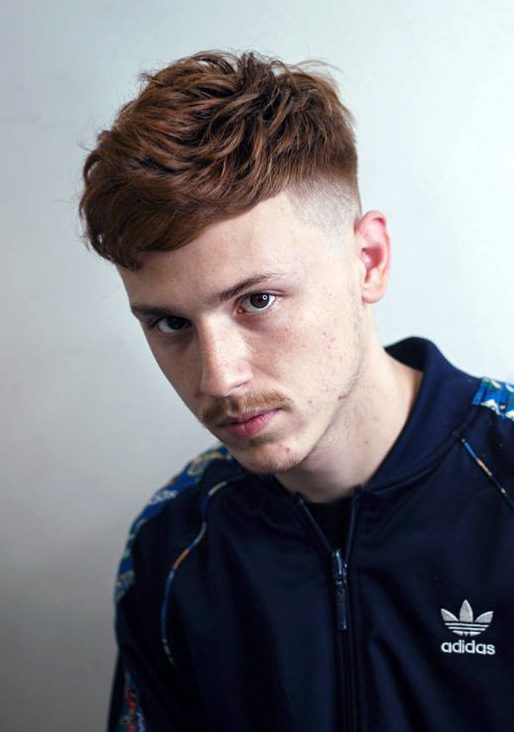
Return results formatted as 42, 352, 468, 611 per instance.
130, 272, 286, 319
130, 304, 177, 319
213, 272, 286, 304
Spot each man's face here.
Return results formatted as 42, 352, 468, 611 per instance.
120, 191, 373, 476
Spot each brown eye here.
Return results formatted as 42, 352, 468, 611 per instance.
155, 316, 190, 334
241, 293, 276, 313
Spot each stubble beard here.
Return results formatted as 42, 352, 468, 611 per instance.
236, 433, 307, 475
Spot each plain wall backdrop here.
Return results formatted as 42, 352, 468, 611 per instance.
1, 1, 513, 729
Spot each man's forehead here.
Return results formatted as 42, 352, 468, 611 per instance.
118, 238, 299, 298
120, 209, 330, 293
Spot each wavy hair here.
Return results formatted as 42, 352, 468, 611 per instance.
79, 50, 359, 269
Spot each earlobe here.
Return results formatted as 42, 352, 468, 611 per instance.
354, 210, 391, 304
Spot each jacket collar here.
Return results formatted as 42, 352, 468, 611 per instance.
368, 337, 480, 488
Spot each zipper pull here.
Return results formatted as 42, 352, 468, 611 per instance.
332, 548, 348, 631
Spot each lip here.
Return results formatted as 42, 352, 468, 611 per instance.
218, 409, 279, 439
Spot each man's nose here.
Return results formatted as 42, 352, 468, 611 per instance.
196, 322, 252, 398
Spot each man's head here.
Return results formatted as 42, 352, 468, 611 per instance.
80, 50, 390, 477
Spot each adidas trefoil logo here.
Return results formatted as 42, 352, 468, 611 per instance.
441, 599, 493, 637
440, 600, 495, 656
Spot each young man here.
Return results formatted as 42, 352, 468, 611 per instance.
80, 51, 514, 731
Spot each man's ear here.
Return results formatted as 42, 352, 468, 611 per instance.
354, 210, 391, 304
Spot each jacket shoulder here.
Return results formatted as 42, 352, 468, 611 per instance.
472, 377, 514, 421
115, 444, 237, 602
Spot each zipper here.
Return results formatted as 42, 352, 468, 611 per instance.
332, 548, 348, 631
344, 498, 359, 732
295, 493, 359, 732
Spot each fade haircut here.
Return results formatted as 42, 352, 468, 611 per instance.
79, 50, 360, 270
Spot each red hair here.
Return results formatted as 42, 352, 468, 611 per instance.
80, 50, 359, 269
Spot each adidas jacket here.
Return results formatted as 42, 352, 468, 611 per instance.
108, 338, 514, 731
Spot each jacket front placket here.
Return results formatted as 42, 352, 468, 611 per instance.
295, 492, 361, 732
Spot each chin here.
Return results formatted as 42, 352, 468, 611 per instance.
227, 440, 306, 476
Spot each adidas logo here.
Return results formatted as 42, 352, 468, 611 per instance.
440, 600, 495, 656
441, 599, 493, 637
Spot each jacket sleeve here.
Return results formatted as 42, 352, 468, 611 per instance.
106, 449, 231, 731
107, 566, 203, 731
107, 653, 147, 731
107, 652, 196, 732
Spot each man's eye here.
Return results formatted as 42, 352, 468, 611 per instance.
240, 293, 276, 313
153, 316, 190, 334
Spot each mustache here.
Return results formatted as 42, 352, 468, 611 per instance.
201, 391, 290, 427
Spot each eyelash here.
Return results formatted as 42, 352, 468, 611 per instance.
148, 292, 277, 335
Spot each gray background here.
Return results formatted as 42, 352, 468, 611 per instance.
1, 0, 513, 729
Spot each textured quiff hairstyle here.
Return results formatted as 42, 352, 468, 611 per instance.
80, 50, 359, 270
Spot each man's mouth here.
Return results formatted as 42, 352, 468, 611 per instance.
219, 410, 271, 426
216, 409, 280, 439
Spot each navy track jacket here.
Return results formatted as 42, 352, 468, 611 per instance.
109, 338, 514, 731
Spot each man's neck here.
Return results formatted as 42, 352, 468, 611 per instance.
274, 341, 423, 503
